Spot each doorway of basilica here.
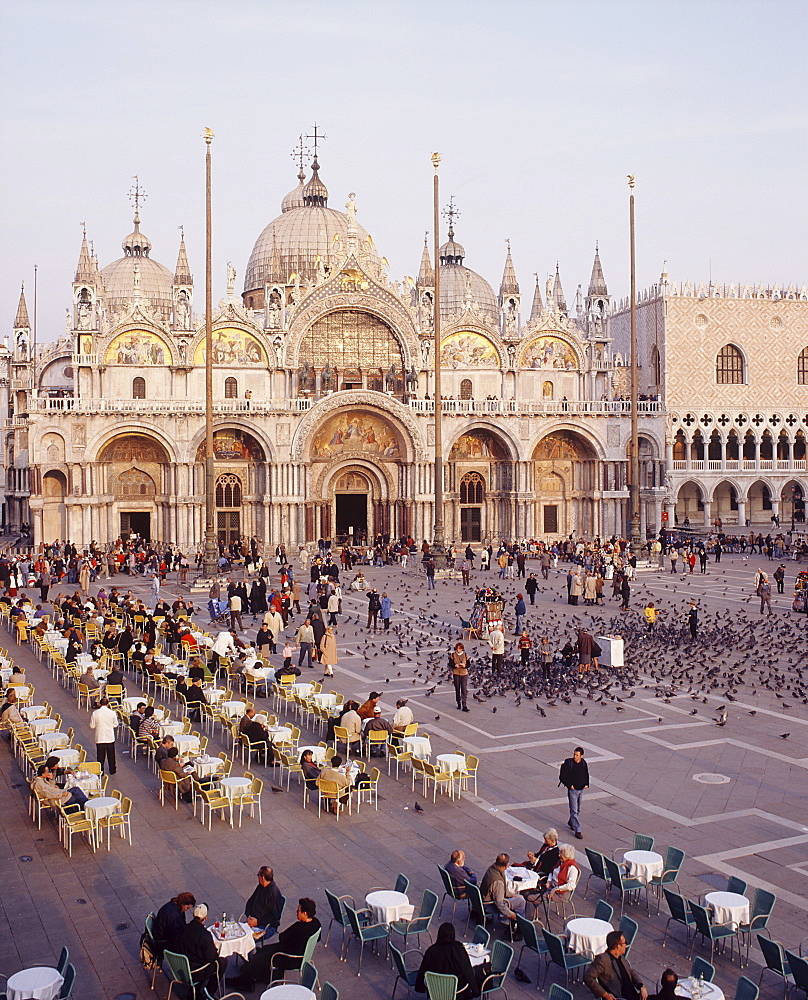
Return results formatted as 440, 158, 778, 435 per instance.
120, 511, 151, 540
334, 471, 370, 543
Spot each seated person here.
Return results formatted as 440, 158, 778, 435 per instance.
239, 709, 273, 764
159, 747, 193, 802
31, 763, 89, 811
584, 930, 647, 1000
363, 706, 392, 755
129, 702, 147, 734
357, 692, 381, 720
104, 665, 126, 690
178, 903, 227, 996
183, 677, 208, 722
415, 921, 485, 997
300, 749, 321, 790
318, 754, 352, 807
9, 665, 26, 686
78, 665, 100, 690
138, 705, 161, 741
187, 658, 206, 681
227, 898, 321, 991
337, 702, 363, 749
527, 844, 580, 909
0, 689, 24, 731
522, 828, 560, 884
480, 854, 525, 939
155, 735, 176, 767
244, 866, 285, 942
445, 849, 477, 894
45, 755, 75, 787
649, 969, 678, 1000
152, 892, 196, 954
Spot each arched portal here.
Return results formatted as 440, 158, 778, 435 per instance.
98, 433, 170, 541
712, 480, 740, 524
194, 429, 268, 547
42, 470, 67, 541
532, 431, 598, 536
781, 479, 805, 524
333, 470, 372, 541
675, 481, 704, 526
449, 429, 514, 542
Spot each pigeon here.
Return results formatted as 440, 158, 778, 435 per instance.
779, 733, 790, 739
414, 801, 424, 813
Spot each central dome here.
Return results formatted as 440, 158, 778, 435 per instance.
243, 158, 381, 304
100, 214, 173, 323
437, 225, 497, 324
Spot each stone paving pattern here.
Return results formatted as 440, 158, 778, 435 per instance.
1, 550, 806, 999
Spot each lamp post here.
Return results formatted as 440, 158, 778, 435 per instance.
202, 128, 218, 578
431, 152, 445, 553
628, 174, 642, 553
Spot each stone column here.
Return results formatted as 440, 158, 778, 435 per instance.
702, 500, 712, 529
736, 499, 747, 528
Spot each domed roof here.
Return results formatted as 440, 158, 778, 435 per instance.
100, 212, 174, 323
243, 159, 381, 293
439, 264, 498, 324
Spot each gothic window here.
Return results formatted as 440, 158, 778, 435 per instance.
224, 377, 238, 398
460, 471, 485, 504
460, 379, 473, 400
716, 344, 744, 384
798, 347, 808, 385
132, 377, 146, 399
215, 473, 242, 509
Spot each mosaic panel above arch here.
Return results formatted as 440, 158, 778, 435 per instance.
449, 430, 509, 460
193, 328, 267, 365
195, 429, 266, 462
98, 434, 169, 464
105, 330, 172, 366
440, 331, 499, 369
521, 335, 578, 370
533, 431, 596, 461
310, 411, 401, 461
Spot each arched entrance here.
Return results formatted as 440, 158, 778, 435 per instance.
675, 481, 705, 526
98, 434, 170, 542
448, 429, 514, 542
42, 470, 67, 541
532, 431, 598, 536
333, 470, 371, 542
195, 429, 268, 546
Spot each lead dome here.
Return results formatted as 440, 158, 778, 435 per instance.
100, 212, 174, 323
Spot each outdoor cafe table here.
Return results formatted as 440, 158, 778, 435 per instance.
49, 747, 80, 766
205, 687, 227, 705
298, 744, 328, 762
266, 725, 292, 743
123, 696, 146, 712
403, 735, 432, 760
505, 865, 540, 894
220, 700, 247, 720
21, 705, 47, 721
566, 916, 613, 959
704, 891, 750, 929
173, 734, 200, 755
311, 692, 337, 708
39, 731, 70, 753
219, 776, 251, 799
677, 979, 725, 1000
29, 717, 59, 736
623, 849, 664, 882
365, 889, 414, 925
259, 986, 315, 1000
291, 682, 314, 696
464, 942, 491, 967
6, 966, 64, 1000
208, 921, 255, 960
66, 771, 101, 796
85, 796, 121, 848
158, 720, 185, 738
192, 755, 222, 777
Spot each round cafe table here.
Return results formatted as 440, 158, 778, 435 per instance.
676, 978, 725, 1000
704, 890, 750, 929
266, 726, 292, 743
6, 966, 64, 1000
623, 849, 664, 882
39, 731, 70, 753
365, 889, 414, 925
292, 682, 314, 696
259, 985, 315, 1000
21, 705, 47, 721
208, 921, 256, 960
85, 796, 120, 824
219, 776, 251, 799
566, 916, 614, 959
30, 717, 59, 736
50, 747, 80, 766
123, 696, 146, 712
205, 687, 227, 705
298, 744, 328, 762
506, 865, 540, 893
312, 692, 337, 708
158, 720, 185, 738
436, 753, 466, 774
67, 772, 101, 796
464, 942, 491, 967
220, 700, 247, 719
403, 735, 432, 760
173, 734, 200, 755
193, 755, 222, 777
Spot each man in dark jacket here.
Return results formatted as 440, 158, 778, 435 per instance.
227, 898, 321, 990
559, 746, 589, 839
584, 930, 647, 1000
151, 892, 195, 952
244, 866, 285, 943
179, 903, 227, 997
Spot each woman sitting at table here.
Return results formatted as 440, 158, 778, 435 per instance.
8, 665, 26, 686
45, 755, 75, 787
159, 746, 193, 802
415, 922, 484, 997
521, 828, 560, 884
31, 763, 89, 810
0, 688, 24, 733
300, 749, 321, 789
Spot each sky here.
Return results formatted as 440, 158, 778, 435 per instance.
1, 0, 806, 342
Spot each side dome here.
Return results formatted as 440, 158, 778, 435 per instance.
100, 213, 174, 323
437, 224, 497, 324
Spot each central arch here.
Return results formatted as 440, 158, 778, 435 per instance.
448, 428, 515, 542
532, 430, 598, 537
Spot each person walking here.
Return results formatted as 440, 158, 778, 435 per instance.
773, 564, 786, 594
559, 746, 589, 839
620, 575, 631, 611
687, 601, 699, 639
380, 592, 392, 631
149, 572, 160, 603
319, 626, 338, 678
525, 572, 538, 605
296, 619, 314, 669
425, 559, 436, 590
229, 590, 244, 631
513, 594, 526, 635
757, 574, 773, 615
90, 696, 118, 775
450, 642, 470, 712
78, 558, 91, 597
489, 625, 505, 674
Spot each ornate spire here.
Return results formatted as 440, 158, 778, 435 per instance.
14, 284, 30, 329
75, 225, 95, 283
417, 235, 433, 287
122, 176, 152, 256
553, 263, 567, 314
529, 274, 543, 320
174, 227, 193, 284
588, 243, 608, 297
302, 155, 328, 207
499, 241, 519, 296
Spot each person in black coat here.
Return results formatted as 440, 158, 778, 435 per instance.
244, 866, 285, 941
151, 892, 195, 952
178, 904, 227, 997
227, 898, 321, 990
415, 921, 484, 997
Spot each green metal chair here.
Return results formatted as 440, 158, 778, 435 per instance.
162, 950, 195, 1000
727, 876, 748, 896
604, 856, 645, 915
756, 936, 792, 998
57, 964, 76, 1000
390, 889, 438, 950
645, 847, 686, 913
735, 976, 759, 1000
480, 939, 514, 998
391, 942, 421, 1000
471, 925, 491, 950
300, 961, 318, 991
321, 985, 339, 1000
344, 904, 389, 976
619, 915, 639, 956
463, 879, 499, 934
437, 864, 471, 921
56, 947, 69, 975
737, 889, 775, 966
663, 889, 696, 948
424, 971, 458, 1000
785, 950, 808, 1000
268, 927, 321, 985
323, 887, 353, 957
584, 848, 609, 899
143, 911, 163, 989
690, 956, 716, 982
515, 913, 548, 984
541, 928, 589, 988
688, 901, 737, 964
594, 901, 614, 924
548, 984, 574, 1000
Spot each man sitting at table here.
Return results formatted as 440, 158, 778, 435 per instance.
31, 763, 89, 811
0, 688, 24, 735
178, 903, 227, 998
363, 706, 391, 755
184, 676, 208, 723
78, 663, 101, 692
155, 735, 176, 768
244, 866, 285, 943
479, 853, 525, 939
239, 708, 273, 764
338, 701, 363, 752
104, 664, 126, 691
300, 749, 321, 790
129, 701, 147, 735
584, 931, 648, 1000
357, 691, 382, 719
227, 897, 321, 991
446, 849, 478, 893
152, 892, 196, 954
160, 747, 193, 802
648, 969, 678, 1000
318, 754, 352, 809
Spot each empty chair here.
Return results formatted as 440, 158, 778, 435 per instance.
515, 913, 548, 985
390, 889, 438, 950
594, 900, 614, 924
391, 941, 421, 1000
299, 961, 318, 992
691, 956, 716, 983
645, 847, 686, 913
756, 936, 792, 998
584, 848, 610, 899
785, 950, 808, 1000
727, 875, 748, 896
688, 901, 737, 964
735, 976, 759, 1000
737, 889, 776, 966
663, 889, 696, 948
321, 984, 339, 1000
619, 915, 639, 955
423, 972, 458, 1000
604, 857, 645, 916
480, 939, 513, 998
56, 946, 70, 975
548, 985, 574, 1000
323, 887, 353, 957
541, 928, 589, 988
343, 904, 389, 976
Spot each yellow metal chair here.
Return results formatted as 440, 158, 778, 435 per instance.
193, 781, 233, 829
159, 769, 181, 809
317, 778, 351, 820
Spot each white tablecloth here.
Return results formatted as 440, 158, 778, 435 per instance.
173, 734, 200, 755
6, 967, 64, 1000
208, 922, 256, 960
298, 744, 328, 762
193, 755, 222, 777
266, 726, 292, 742
39, 731, 70, 752
506, 865, 540, 893
123, 696, 146, 712
292, 682, 314, 695
704, 891, 750, 929
464, 943, 491, 968
566, 917, 613, 959
436, 753, 466, 774
85, 796, 120, 824
623, 849, 663, 882
21, 704, 47, 721
365, 890, 414, 925
403, 736, 432, 760
259, 985, 316, 1000
205, 687, 227, 704
158, 721, 185, 737
220, 700, 247, 719
219, 776, 251, 799
30, 717, 59, 736
312, 692, 337, 707
50, 747, 80, 766
677, 979, 726, 1000
67, 772, 101, 795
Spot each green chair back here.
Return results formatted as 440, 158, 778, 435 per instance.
300, 960, 318, 990
424, 971, 458, 1000
321, 985, 339, 1000
58, 964, 76, 1000
735, 976, 759, 1000
691, 955, 716, 982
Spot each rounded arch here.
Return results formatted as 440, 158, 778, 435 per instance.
530, 421, 606, 462
448, 425, 516, 462
97, 433, 171, 465
743, 477, 776, 514
707, 477, 744, 503
291, 393, 424, 462
192, 426, 268, 463
716, 343, 746, 384
191, 323, 270, 367
294, 307, 410, 376
459, 470, 486, 504
520, 333, 583, 370
319, 460, 391, 502
39, 432, 66, 465
42, 469, 67, 498
308, 408, 404, 463
42, 469, 67, 540
88, 425, 178, 465
533, 429, 598, 462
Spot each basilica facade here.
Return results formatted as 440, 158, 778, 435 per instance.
6, 149, 803, 551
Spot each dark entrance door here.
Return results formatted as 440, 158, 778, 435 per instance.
217, 511, 241, 545
460, 507, 481, 542
543, 505, 558, 534
336, 493, 367, 540
120, 511, 151, 541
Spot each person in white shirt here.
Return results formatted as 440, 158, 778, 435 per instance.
489, 626, 505, 673
211, 630, 238, 672
393, 699, 413, 731
229, 592, 243, 631
89, 696, 118, 774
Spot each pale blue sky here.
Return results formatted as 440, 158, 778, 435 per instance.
2, 0, 806, 340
